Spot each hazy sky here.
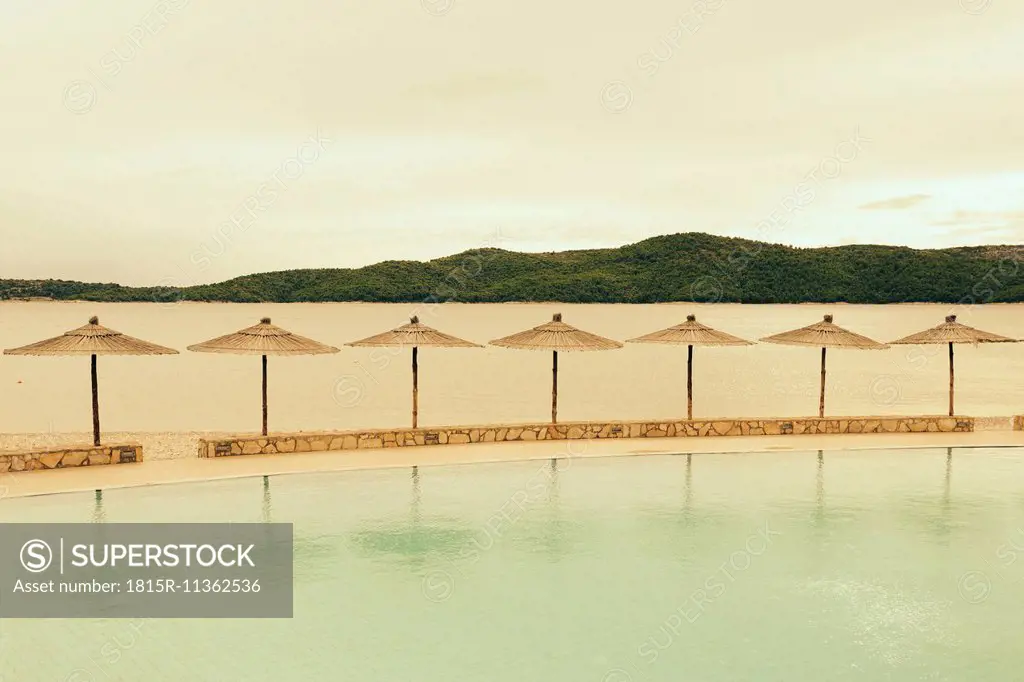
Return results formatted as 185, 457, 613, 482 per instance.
1, 0, 1022, 285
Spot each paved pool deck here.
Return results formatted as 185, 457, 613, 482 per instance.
4, 429, 1024, 499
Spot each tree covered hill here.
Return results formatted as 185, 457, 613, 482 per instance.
3, 233, 1024, 304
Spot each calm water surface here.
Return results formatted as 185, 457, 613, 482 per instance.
2, 447, 1023, 681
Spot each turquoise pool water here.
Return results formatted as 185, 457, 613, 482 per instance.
1, 448, 1023, 681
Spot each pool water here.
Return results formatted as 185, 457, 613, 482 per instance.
2, 448, 1023, 681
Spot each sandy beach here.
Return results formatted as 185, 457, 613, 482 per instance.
2, 301, 1024, 436
3, 301, 1024, 499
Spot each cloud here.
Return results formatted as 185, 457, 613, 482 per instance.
858, 194, 931, 210
931, 210, 1024, 243
931, 210, 1024, 227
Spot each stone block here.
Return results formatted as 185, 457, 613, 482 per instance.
277, 439, 296, 453
62, 451, 88, 467
39, 452, 64, 469
449, 433, 471, 444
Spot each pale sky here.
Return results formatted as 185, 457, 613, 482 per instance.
1, 0, 1022, 285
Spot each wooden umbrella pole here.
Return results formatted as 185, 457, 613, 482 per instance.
262, 354, 268, 437
819, 347, 827, 418
948, 341, 955, 417
552, 350, 558, 424
412, 346, 419, 429
91, 354, 101, 446
687, 344, 694, 420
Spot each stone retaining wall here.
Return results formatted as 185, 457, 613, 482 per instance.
0, 443, 143, 473
198, 416, 973, 458
1014, 416, 1024, 431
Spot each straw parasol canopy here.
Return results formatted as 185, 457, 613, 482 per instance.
3, 316, 178, 446
627, 314, 753, 419
490, 313, 623, 423
188, 317, 339, 436
347, 315, 482, 428
760, 314, 887, 418
889, 315, 1017, 416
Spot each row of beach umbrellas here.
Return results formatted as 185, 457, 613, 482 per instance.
2, 313, 1017, 446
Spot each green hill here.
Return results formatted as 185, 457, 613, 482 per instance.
3, 233, 1024, 304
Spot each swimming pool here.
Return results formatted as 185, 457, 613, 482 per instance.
1, 447, 1022, 681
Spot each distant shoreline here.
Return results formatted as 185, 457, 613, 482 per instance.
3, 233, 1023, 304
4, 300, 1024, 307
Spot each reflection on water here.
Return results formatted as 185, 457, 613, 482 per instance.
349, 465, 478, 567
815, 450, 825, 527
92, 488, 106, 524
1, 448, 1023, 682
262, 475, 272, 523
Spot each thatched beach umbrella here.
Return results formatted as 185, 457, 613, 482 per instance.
3, 316, 178, 446
187, 317, 339, 436
760, 314, 887, 418
347, 315, 482, 428
490, 313, 623, 423
888, 315, 1017, 416
627, 314, 752, 419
